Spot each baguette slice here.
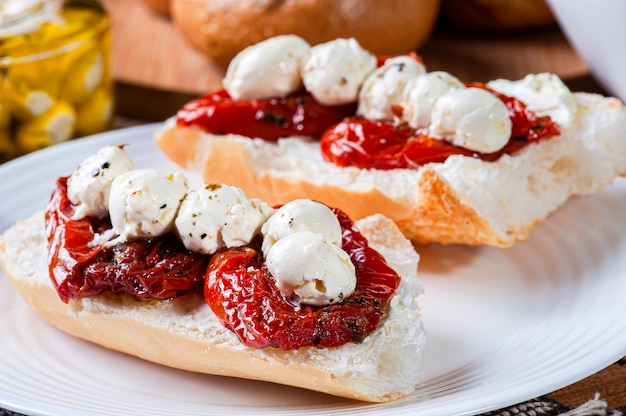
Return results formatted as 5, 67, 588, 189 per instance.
0, 210, 425, 402
155, 92, 626, 247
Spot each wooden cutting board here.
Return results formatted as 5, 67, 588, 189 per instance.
102, 0, 223, 95
102, 0, 594, 121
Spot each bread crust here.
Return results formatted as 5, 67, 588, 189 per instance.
170, 0, 441, 67
0, 212, 425, 402
156, 93, 626, 247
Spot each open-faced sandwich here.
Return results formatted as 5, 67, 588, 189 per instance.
155, 35, 626, 247
0, 144, 425, 402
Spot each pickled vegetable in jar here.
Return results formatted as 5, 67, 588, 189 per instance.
0, 0, 113, 163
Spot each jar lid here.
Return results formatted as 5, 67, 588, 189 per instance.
0, 0, 63, 38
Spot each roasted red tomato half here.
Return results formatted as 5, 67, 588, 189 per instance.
204, 208, 401, 350
176, 89, 356, 141
320, 86, 560, 170
45, 177, 207, 303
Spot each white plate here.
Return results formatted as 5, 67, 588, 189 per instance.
1, 124, 625, 416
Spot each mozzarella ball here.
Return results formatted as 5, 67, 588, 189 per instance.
401, 71, 465, 129
430, 87, 512, 153
108, 169, 189, 241
265, 231, 356, 306
67, 145, 134, 219
261, 199, 342, 258
300, 38, 377, 105
487, 72, 577, 128
175, 184, 273, 255
223, 35, 311, 100
357, 55, 426, 121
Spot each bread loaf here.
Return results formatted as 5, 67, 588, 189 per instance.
170, 0, 441, 67
0, 210, 425, 402
155, 92, 626, 247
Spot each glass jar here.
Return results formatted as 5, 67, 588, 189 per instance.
0, 0, 113, 163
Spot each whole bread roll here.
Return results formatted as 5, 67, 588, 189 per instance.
0, 211, 425, 402
155, 92, 626, 247
170, 0, 441, 67
440, 0, 556, 32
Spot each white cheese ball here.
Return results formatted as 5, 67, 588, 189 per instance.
357, 55, 426, 121
108, 169, 189, 242
223, 35, 311, 100
175, 184, 273, 255
67, 145, 134, 219
487, 72, 577, 129
401, 71, 465, 129
300, 38, 377, 105
265, 231, 356, 306
430, 87, 512, 153
261, 199, 342, 258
